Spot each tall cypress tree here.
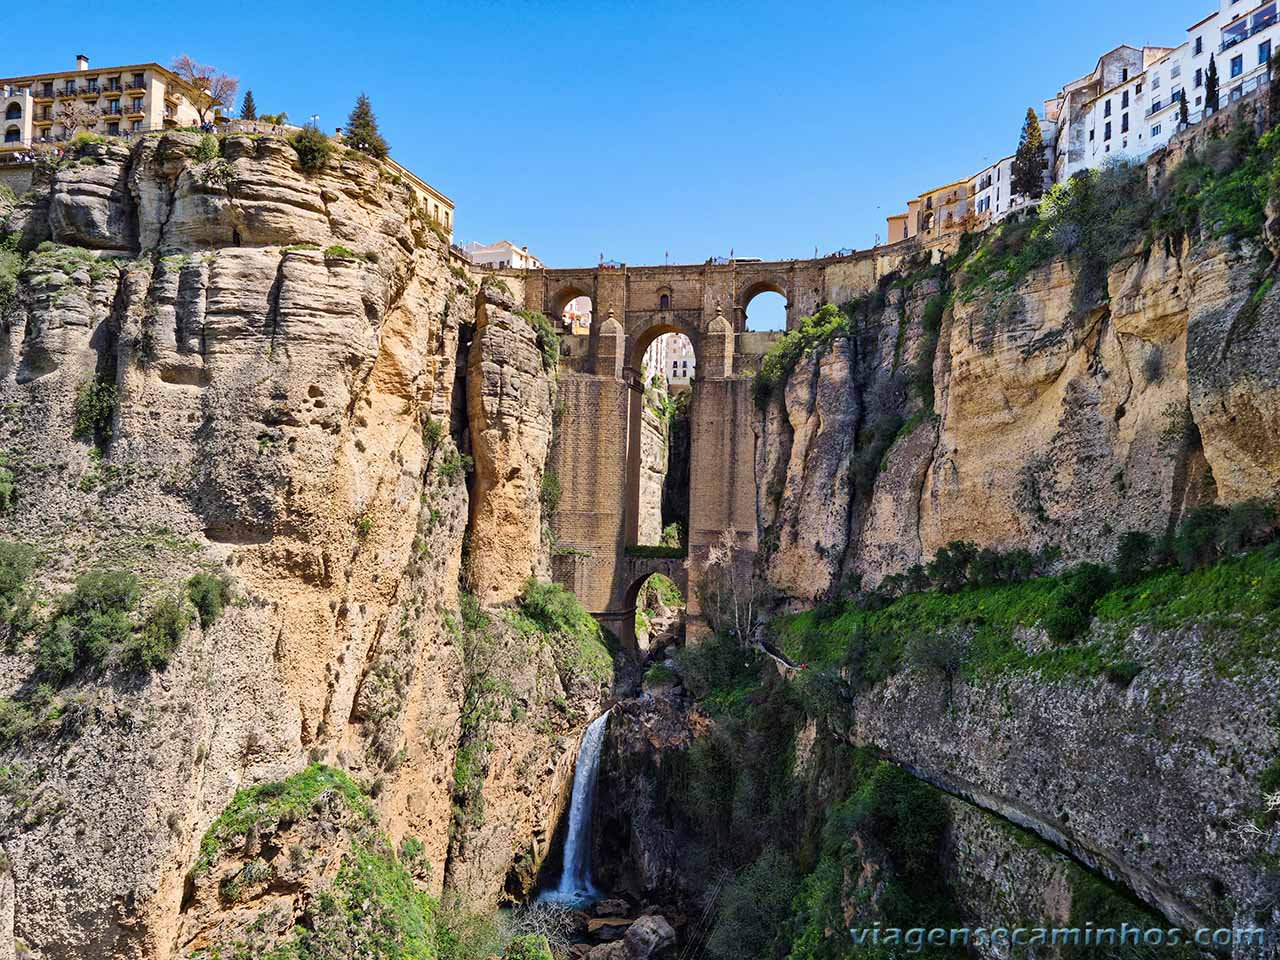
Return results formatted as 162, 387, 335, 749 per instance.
240, 89, 257, 121
346, 93, 389, 159
1179, 92, 1189, 127
1011, 107, 1047, 199
1206, 54, 1219, 114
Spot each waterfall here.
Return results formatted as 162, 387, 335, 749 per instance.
543, 711, 610, 904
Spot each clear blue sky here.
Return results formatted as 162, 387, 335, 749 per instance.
16, 0, 1206, 267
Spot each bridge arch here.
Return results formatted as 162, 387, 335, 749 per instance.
618, 558, 689, 653
736, 278, 790, 330
625, 322, 697, 554
549, 283, 594, 330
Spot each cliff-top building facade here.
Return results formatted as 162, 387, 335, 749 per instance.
2, 55, 204, 151
885, 0, 1279, 247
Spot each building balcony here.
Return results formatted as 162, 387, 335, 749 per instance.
80, 88, 101, 99
57, 88, 79, 99
104, 106, 124, 116
124, 82, 146, 94
1221, 10, 1277, 52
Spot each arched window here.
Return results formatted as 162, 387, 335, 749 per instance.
4, 125, 20, 144
4, 103, 20, 120
659, 293, 670, 310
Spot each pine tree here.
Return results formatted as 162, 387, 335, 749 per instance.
1179, 92, 1189, 127
240, 89, 257, 121
1206, 54, 1219, 114
1011, 107, 1047, 200
346, 93, 389, 159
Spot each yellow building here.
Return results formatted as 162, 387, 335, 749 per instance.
2, 55, 206, 153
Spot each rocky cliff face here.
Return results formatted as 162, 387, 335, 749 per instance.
0, 133, 601, 959
756, 236, 1279, 601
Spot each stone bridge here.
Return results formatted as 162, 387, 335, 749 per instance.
493, 244, 921, 648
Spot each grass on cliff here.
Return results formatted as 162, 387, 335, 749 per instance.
195, 763, 373, 875
507, 578, 615, 685
775, 533, 1280, 687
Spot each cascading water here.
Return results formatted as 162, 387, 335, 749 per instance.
542, 711, 611, 904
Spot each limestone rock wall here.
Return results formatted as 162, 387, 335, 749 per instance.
0, 134, 599, 959
466, 283, 555, 605
756, 237, 1280, 598
638, 399, 668, 546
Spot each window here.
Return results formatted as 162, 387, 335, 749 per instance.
131, 97, 143, 112
64, 80, 75, 94
1104, 99, 1112, 117
1122, 68, 1129, 81
1261, 40, 1272, 66
1195, 67, 1203, 87
131, 120, 141, 131
41, 83, 53, 98
1231, 54, 1243, 77
1137, 81, 1143, 95
1089, 128, 1095, 141
1121, 113, 1129, 133
1152, 98, 1163, 113
1152, 75, 1161, 89
1172, 87, 1184, 103
107, 122, 119, 135
659, 294, 670, 310
108, 100, 120, 115
1122, 91, 1129, 108
1104, 121, 1112, 140
1171, 65, 1181, 79
1195, 36, 1203, 55
1152, 123, 1162, 137
132, 73, 144, 87
3, 125, 19, 144
4, 103, 20, 120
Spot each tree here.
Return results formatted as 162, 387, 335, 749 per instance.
1011, 107, 1047, 200
59, 99, 102, 136
170, 55, 239, 124
345, 93, 389, 159
1179, 92, 1190, 127
239, 89, 256, 120
1206, 54, 1220, 114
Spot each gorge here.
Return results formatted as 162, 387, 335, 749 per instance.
0, 85, 1277, 960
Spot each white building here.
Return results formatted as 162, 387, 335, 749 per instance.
1058, 2, 1279, 178
969, 155, 1015, 223
642, 333, 695, 389
463, 240, 543, 271
562, 295, 592, 334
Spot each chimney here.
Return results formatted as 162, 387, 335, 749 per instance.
75, 54, 89, 72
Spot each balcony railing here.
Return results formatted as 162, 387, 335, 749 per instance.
1221, 13, 1277, 52
124, 82, 146, 93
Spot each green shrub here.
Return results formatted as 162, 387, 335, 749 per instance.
706, 846, 798, 960
517, 310, 559, 371
1114, 530, 1155, 584
438, 449, 473, 482
186, 572, 232, 628
0, 454, 16, 512
195, 134, 220, 163
196, 763, 372, 874
539, 471, 561, 517
290, 125, 332, 174
38, 569, 141, 679
1260, 758, 1280, 795
422, 417, 446, 455
503, 934, 553, 960
0, 541, 35, 637
754, 304, 849, 405
513, 578, 615, 684
1104, 659, 1142, 686
644, 662, 677, 686
120, 595, 190, 672
73, 376, 117, 446
660, 522, 684, 548
1041, 563, 1113, 645
0, 247, 22, 319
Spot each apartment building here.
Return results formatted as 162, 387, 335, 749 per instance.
1, 55, 203, 151
464, 240, 543, 271
642, 333, 695, 389
881, 1, 1280, 247
1070, 1, 1279, 172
